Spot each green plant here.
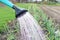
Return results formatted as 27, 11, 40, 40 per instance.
7, 33, 15, 40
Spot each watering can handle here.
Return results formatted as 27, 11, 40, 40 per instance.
0, 0, 14, 7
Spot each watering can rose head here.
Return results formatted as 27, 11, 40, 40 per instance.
13, 6, 28, 18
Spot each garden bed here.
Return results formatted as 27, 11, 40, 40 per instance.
0, 3, 60, 40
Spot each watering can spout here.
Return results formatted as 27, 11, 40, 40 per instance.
0, 0, 28, 18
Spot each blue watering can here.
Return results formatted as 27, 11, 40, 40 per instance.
0, 0, 28, 18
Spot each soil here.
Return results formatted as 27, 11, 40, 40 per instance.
40, 5, 60, 32
41, 5, 60, 24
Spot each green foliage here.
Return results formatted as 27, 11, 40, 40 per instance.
48, 1, 56, 5
7, 33, 15, 40
0, 6, 15, 32
47, 1, 60, 6
0, 6, 16, 40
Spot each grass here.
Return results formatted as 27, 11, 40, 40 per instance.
0, 6, 15, 32
0, 6, 15, 40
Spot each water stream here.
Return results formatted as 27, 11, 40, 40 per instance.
17, 12, 46, 40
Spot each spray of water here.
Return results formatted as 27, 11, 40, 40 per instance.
17, 12, 46, 40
